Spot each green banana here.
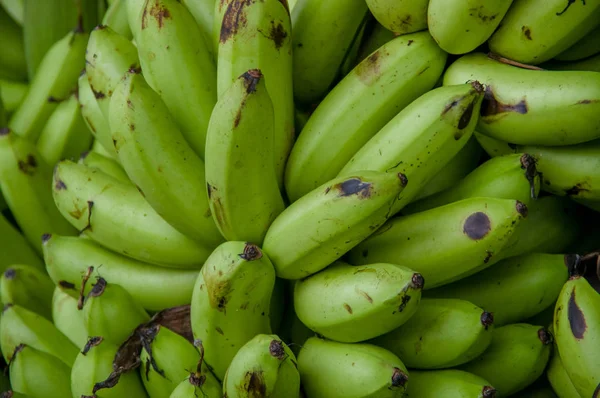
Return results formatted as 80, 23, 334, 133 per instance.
487, 0, 600, 65
190, 241, 276, 380
168, 341, 222, 398
180, 0, 215, 63
555, 24, 600, 61
459, 323, 554, 397
0, 89, 6, 127
136, 0, 217, 159
52, 160, 211, 267
42, 234, 201, 311
205, 70, 285, 244
0, 264, 54, 321
0, 0, 23, 25
546, 349, 580, 398
0, 129, 77, 254
223, 334, 300, 398
338, 15, 371, 78
370, 298, 494, 369
553, 274, 600, 397
443, 52, 600, 146
338, 82, 485, 215
297, 337, 409, 398
348, 197, 527, 289
291, 0, 370, 104
101, 0, 133, 39
109, 70, 223, 247
364, 0, 429, 35
428, 0, 514, 54
51, 285, 87, 349
126, 0, 145, 40
284, 31, 447, 202
354, 21, 396, 68
406, 369, 496, 398
294, 261, 424, 343
78, 151, 130, 184
0, 79, 28, 115
0, 213, 43, 272
0, 6, 26, 82
263, 170, 408, 280
545, 52, 600, 72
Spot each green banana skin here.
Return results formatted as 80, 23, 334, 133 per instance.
338, 82, 485, 215
348, 197, 527, 289
42, 234, 201, 311
294, 261, 424, 343
327, 7, 370, 82
443, 52, 600, 146
553, 275, 600, 397
555, 24, 600, 61
0, 264, 54, 321
126, 0, 145, 40
459, 323, 554, 397
190, 241, 276, 380
364, 0, 429, 35
488, 0, 600, 65
0, 79, 28, 115
284, 31, 447, 202
136, 0, 217, 160
78, 151, 130, 184
263, 170, 408, 280
102, 0, 133, 39
353, 20, 396, 70
406, 369, 496, 398
0, 0, 23, 25
544, 53, 600, 72
546, 349, 581, 398
297, 337, 409, 398
109, 71, 223, 247
426, 253, 572, 327
0, 213, 43, 272
0, 6, 26, 82
205, 70, 285, 244
370, 298, 494, 369
223, 334, 300, 398
473, 131, 514, 157
180, 0, 216, 64
51, 285, 87, 349
52, 160, 211, 267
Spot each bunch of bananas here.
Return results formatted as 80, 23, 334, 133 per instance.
0, 0, 599, 397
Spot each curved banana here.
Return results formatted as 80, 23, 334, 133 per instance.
52, 160, 211, 267
406, 369, 496, 398
444, 52, 600, 146
297, 337, 409, 398
190, 241, 276, 380
284, 31, 447, 202
474, 131, 515, 157
0, 79, 28, 115
51, 285, 87, 349
78, 151, 130, 184
294, 261, 424, 343
101, 0, 133, 39
546, 349, 580, 398
555, 24, 600, 61
169, 341, 222, 398
0, 6, 26, 82
0, 264, 54, 321
0, 213, 43, 272
348, 197, 527, 289
42, 234, 201, 311
545, 52, 600, 72
364, 0, 429, 35
263, 170, 408, 280
205, 69, 285, 244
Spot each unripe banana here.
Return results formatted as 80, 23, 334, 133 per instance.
555, 24, 600, 61
364, 0, 429, 35
51, 285, 87, 349
297, 337, 409, 398
179, 0, 215, 63
102, 0, 133, 39
52, 160, 210, 267
294, 261, 423, 343
371, 298, 494, 369
0, 79, 28, 115
168, 341, 222, 398
406, 369, 496, 398
0, 5, 26, 82
223, 334, 300, 398
459, 323, 554, 397
546, 52, 600, 72
353, 21, 396, 69
264, 170, 408, 280
348, 197, 527, 289
0, 265, 54, 321
190, 241, 275, 380
546, 349, 580, 398
42, 234, 200, 311
284, 31, 447, 202
205, 70, 285, 244
78, 151, 130, 184
443, 52, 600, 146
0, 213, 43, 272
126, 0, 145, 40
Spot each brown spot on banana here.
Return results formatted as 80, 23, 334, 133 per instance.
333, 178, 372, 198
481, 86, 528, 117
463, 212, 491, 240
391, 367, 409, 388
568, 286, 587, 339
481, 312, 494, 330
220, 0, 254, 43
269, 340, 286, 359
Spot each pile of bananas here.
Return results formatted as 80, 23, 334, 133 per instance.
1, 0, 600, 396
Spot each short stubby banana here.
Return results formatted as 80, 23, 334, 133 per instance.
443, 52, 600, 146
348, 197, 527, 289
284, 31, 447, 202
263, 170, 408, 280
406, 369, 497, 398
51, 285, 87, 349
0, 264, 54, 321
546, 348, 581, 398
294, 261, 424, 343
364, 0, 429, 35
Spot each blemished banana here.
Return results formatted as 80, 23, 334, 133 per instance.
263, 170, 408, 280
109, 70, 223, 247
297, 337, 409, 398
364, 0, 429, 35
0, 129, 77, 255
136, 0, 217, 159
0, 264, 54, 321
0, 78, 28, 115
179, 0, 215, 63
101, 0, 132, 39
459, 324, 554, 397
487, 0, 600, 65
284, 31, 447, 202
8, 29, 88, 142
168, 341, 222, 398
353, 21, 396, 69
428, 0, 514, 54
443, 52, 600, 146
291, 0, 370, 104
190, 241, 276, 380
0, 303, 79, 367
7, 344, 72, 398
553, 274, 600, 397
370, 298, 494, 369
52, 160, 211, 267
78, 151, 130, 184
338, 81, 485, 215
205, 70, 285, 244
223, 334, 300, 398
546, 349, 580, 398
555, 24, 600, 61
0, 5, 26, 82
294, 261, 424, 343
406, 369, 497, 398
42, 234, 201, 311
426, 253, 574, 327
338, 15, 374, 78
0, 213, 43, 272
347, 197, 528, 289
51, 285, 87, 349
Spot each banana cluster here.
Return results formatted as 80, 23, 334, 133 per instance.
0, 0, 599, 397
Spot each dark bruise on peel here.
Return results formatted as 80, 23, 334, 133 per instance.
343, 303, 353, 314
59, 280, 76, 289
568, 288, 587, 339
220, 0, 253, 43
457, 100, 475, 132
398, 295, 411, 312
480, 312, 494, 330
391, 368, 409, 388
481, 86, 528, 117
335, 178, 372, 198
41, 233, 52, 243
356, 51, 381, 85
463, 212, 491, 240
3, 268, 15, 279
241, 69, 262, 94
240, 243, 263, 260
55, 179, 67, 190
515, 201, 528, 217
520, 154, 539, 199
269, 340, 286, 359
482, 386, 497, 398
146, 1, 171, 29
565, 183, 589, 196
522, 26, 532, 40
0, 127, 9, 136
18, 154, 37, 175
243, 371, 267, 396
267, 21, 288, 50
